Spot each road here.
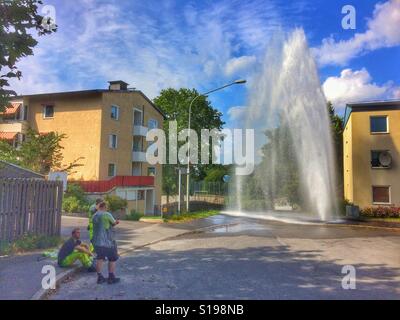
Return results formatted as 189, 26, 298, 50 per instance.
51, 214, 400, 300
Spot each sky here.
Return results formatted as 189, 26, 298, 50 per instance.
9, 0, 400, 125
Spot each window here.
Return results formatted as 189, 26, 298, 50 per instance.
137, 190, 145, 200
372, 186, 390, 204
371, 150, 391, 168
133, 109, 143, 126
108, 163, 116, 177
109, 134, 118, 149
43, 105, 54, 118
133, 136, 142, 152
126, 190, 137, 201
147, 167, 156, 176
111, 105, 119, 120
370, 116, 388, 133
132, 162, 141, 176
148, 119, 158, 129
23, 105, 28, 121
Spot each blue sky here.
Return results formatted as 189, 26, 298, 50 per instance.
10, 0, 400, 123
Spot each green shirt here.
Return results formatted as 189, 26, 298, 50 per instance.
92, 211, 116, 248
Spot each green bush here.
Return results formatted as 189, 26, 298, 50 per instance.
65, 184, 88, 202
105, 195, 128, 213
0, 234, 62, 255
0, 241, 11, 255
339, 199, 353, 216
125, 210, 144, 221
62, 196, 81, 213
62, 184, 90, 213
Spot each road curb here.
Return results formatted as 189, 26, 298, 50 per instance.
325, 222, 400, 231
31, 266, 83, 300
31, 222, 236, 300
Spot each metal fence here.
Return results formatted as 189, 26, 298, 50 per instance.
0, 178, 63, 242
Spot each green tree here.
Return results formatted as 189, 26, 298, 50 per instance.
0, 128, 83, 174
153, 88, 225, 201
259, 120, 302, 208
204, 165, 231, 182
327, 101, 344, 200
0, 0, 56, 110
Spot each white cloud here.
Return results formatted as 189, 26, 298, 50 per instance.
322, 68, 395, 108
224, 56, 256, 76
9, 0, 283, 99
392, 88, 400, 99
313, 0, 400, 66
227, 106, 248, 121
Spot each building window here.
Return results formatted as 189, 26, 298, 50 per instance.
111, 105, 119, 120
133, 136, 142, 152
371, 150, 392, 168
147, 167, 156, 176
133, 109, 143, 126
132, 162, 141, 176
43, 105, 54, 118
372, 186, 390, 204
148, 119, 158, 129
370, 116, 388, 133
108, 163, 116, 177
23, 105, 28, 121
109, 134, 118, 149
137, 190, 145, 200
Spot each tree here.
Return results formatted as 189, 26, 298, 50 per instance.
327, 101, 344, 200
153, 88, 225, 201
0, 128, 83, 174
259, 120, 302, 209
0, 0, 56, 110
204, 165, 231, 183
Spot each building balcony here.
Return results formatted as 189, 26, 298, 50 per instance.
133, 125, 148, 137
0, 121, 29, 134
77, 176, 155, 193
132, 151, 147, 162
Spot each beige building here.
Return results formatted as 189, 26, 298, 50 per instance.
0, 81, 164, 214
343, 100, 400, 209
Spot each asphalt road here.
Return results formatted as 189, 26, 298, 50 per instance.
51, 214, 400, 300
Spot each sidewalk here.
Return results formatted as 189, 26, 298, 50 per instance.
0, 214, 233, 300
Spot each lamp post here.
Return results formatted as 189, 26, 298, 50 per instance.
186, 79, 246, 212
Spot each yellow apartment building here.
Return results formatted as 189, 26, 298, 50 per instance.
343, 100, 400, 209
0, 81, 164, 215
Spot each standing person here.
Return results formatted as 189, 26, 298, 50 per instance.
92, 202, 120, 284
88, 198, 103, 252
58, 228, 96, 272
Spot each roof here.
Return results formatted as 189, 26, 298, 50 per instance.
343, 99, 400, 129
12, 89, 166, 119
0, 102, 21, 115
0, 161, 44, 179
108, 80, 129, 86
0, 132, 18, 140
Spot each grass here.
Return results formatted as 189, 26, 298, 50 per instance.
0, 234, 62, 256
140, 216, 163, 220
362, 217, 400, 223
164, 210, 220, 223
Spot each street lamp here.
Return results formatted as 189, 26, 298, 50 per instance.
186, 79, 247, 212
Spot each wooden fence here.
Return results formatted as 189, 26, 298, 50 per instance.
0, 178, 63, 242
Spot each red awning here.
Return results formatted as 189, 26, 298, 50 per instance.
0, 102, 21, 115
0, 132, 18, 140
